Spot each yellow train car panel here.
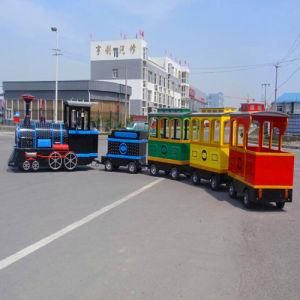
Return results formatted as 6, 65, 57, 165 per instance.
189, 108, 235, 189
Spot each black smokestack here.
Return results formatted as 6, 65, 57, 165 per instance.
22, 94, 35, 126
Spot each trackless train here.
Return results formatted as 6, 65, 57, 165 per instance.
8, 95, 99, 171
8, 95, 295, 209
146, 106, 294, 208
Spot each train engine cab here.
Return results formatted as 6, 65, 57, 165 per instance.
8, 95, 99, 171
227, 111, 295, 209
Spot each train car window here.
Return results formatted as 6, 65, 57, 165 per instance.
149, 117, 158, 138
263, 121, 271, 149
202, 120, 210, 143
223, 121, 230, 144
160, 118, 169, 139
183, 119, 190, 140
192, 119, 200, 141
247, 121, 260, 148
271, 127, 280, 151
83, 110, 89, 130
231, 120, 237, 146
237, 124, 245, 147
70, 109, 77, 129
171, 118, 181, 140
212, 120, 220, 144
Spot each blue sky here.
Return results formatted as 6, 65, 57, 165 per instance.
1, 0, 300, 106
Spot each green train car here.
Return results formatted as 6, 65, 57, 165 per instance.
148, 108, 191, 179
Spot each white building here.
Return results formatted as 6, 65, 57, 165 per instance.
90, 38, 190, 116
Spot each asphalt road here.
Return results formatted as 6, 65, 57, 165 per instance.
0, 133, 299, 300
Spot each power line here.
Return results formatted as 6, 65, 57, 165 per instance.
280, 32, 300, 62
190, 62, 273, 70
278, 65, 300, 88
190, 58, 300, 74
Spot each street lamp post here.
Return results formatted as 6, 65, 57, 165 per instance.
51, 27, 59, 123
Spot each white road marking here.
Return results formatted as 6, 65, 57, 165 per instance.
0, 178, 164, 271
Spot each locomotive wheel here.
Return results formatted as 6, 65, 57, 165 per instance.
276, 202, 285, 209
64, 152, 78, 171
243, 189, 253, 209
128, 162, 138, 174
104, 160, 113, 171
210, 175, 220, 191
31, 160, 40, 171
191, 171, 200, 185
48, 151, 63, 171
170, 167, 179, 180
228, 181, 237, 198
22, 160, 31, 171
150, 164, 159, 176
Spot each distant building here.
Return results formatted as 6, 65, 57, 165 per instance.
188, 86, 207, 111
272, 93, 300, 135
2, 80, 131, 130
207, 92, 224, 108
90, 38, 190, 116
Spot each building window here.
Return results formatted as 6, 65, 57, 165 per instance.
113, 48, 118, 58
143, 47, 148, 60
159, 76, 162, 86
148, 71, 153, 83
143, 88, 147, 100
154, 73, 157, 84
6, 108, 13, 120
112, 69, 118, 79
148, 90, 152, 102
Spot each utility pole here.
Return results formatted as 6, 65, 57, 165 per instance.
274, 64, 280, 111
51, 27, 61, 123
124, 64, 128, 126
261, 83, 270, 108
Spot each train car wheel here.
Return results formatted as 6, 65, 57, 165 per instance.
243, 189, 253, 209
210, 175, 220, 191
150, 164, 159, 176
192, 171, 200, 185
48, 151, 63, 171
276, 202, 285, 209
64, 152, 78, 171
228, 181, 237, 198
170, 167, 179, 180
104, 160, 113, 171
128, 162, 138, 174
31, 160, 40, 171
22, 160, 31, 171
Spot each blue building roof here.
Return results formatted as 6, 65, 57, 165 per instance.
277, 93, 300, 103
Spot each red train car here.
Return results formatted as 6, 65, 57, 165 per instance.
227, 111, 294, 209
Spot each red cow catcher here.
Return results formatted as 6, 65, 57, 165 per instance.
227, 111, 294, 209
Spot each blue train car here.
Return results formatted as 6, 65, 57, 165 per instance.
8, 95, 99, 171
101, 130, 147, 173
